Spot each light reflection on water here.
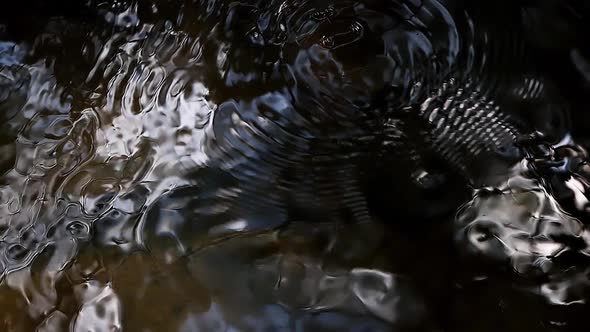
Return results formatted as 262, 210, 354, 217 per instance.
1, 0, 590, 331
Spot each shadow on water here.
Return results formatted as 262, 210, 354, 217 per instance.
1, 0, 590, 331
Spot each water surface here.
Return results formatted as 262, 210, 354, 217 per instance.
1, 0, 590, 331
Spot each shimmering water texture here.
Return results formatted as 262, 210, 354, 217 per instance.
1, 0, 590, 331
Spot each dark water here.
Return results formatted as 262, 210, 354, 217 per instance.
1, 0, 590, 331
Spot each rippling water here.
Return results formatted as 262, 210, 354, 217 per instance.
1, 0, 590, 331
